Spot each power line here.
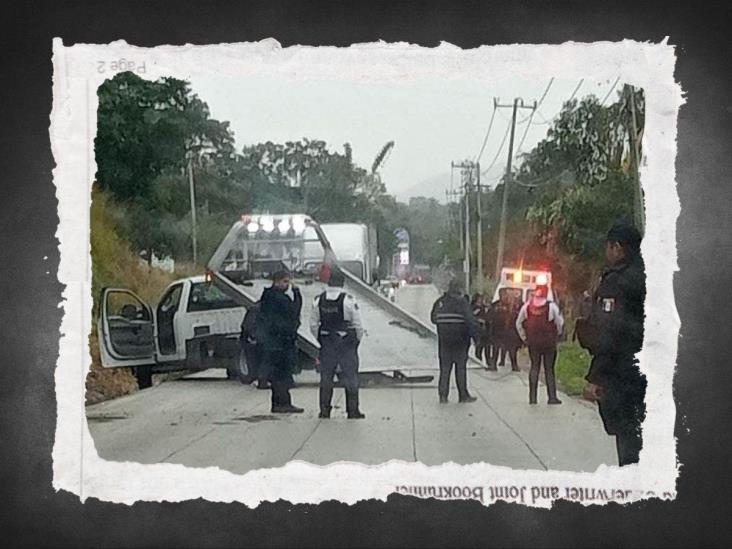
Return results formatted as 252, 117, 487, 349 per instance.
480, 117, 513, 176
512, 78, 585, 165
514, 109, 536, 158
568, 78, 584, 103
474, 105, 497, 163
600, 76, 620, 106
517, 77, 554, 124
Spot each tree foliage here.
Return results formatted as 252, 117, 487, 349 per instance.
94, 72, 439, 270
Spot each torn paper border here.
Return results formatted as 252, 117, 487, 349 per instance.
51, 38, 683, 508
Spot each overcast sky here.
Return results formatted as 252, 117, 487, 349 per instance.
189, 74, 619, 202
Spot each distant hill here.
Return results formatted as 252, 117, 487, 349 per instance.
392, 165, 506, 203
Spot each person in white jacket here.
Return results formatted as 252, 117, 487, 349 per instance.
310, 268, 365, 419
516, 285, 564, 405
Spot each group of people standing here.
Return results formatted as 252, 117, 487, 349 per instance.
240, 268, 366, 419
472, 285, 564, 406
431, 280, 564, 406
430, 222, 647, 466
238, 222, 646, 467
470, 291, 523, 372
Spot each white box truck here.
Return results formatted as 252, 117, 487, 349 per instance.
304, 223, 379, 285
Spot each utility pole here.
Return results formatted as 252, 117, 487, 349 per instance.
187, 153, 198, 265
475, 161, 483, 290
464, 173, 471, 293
625, 84, 645, 236
493, 97, 536, 282
453, 160, 477, 292
447, 167, 464, 253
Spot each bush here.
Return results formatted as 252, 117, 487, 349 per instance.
554, 340, 591, 396
87, 186, 200, 404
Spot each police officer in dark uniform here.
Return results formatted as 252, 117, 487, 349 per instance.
470, 294, 491, 365
310, 269, 365, 419
430, 279, 479, 404
256, 270, 304, 414
493, 291, 522, 371
576, 223, 647, 466
240, 300, 269, 388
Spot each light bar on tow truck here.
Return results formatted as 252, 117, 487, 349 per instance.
239, 214, 309, 237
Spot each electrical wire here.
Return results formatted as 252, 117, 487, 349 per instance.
517, 77, 554, 124
474, 105, 497, 163
480, 117, 512, 176
514, 109, 536, 158
600, 76, 620, 106
568, 78, 584, 103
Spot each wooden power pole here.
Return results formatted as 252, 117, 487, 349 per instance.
493, 98, 536, 282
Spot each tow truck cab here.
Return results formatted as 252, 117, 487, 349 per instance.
491, 267, 556, 304
97, 275, 247, 386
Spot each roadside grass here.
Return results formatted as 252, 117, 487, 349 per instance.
87, 187, 202, 405
555, 340, 591, 396
517, 337, 591, 397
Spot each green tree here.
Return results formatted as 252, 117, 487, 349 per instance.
95, 72, 248, 262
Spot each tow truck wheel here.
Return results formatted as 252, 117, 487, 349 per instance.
134, 366, 153, 390
233, 348, 253, 385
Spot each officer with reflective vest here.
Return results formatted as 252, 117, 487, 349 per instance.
430, 278, 479, 404
309, 268, 365, 419
576, 223, 646, 466
516, 284, 564, 405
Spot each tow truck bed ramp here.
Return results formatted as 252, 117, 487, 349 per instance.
208, 214, 480, 376
213, 271, 451, 373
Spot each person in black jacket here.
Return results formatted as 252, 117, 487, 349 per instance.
470, 294, 491, 366
493, 291, 522, 372
240, 301, 269, 389
576, 223, 647, 466
256, 270, 304, 413
431, 279, 479, 404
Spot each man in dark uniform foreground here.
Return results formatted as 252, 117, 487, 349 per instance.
577, 223, 647, 466
256, 270, 304, 414
430, 279, 479, 404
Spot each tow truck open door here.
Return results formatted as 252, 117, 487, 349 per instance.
97, 288, 155, 368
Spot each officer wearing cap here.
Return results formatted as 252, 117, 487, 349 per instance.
310, 268, 365, 419
576, 223, 647, 466
430, 278, 479, 404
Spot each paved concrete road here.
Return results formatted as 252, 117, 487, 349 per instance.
394, 282, 441, 325
87, 284, 616, 473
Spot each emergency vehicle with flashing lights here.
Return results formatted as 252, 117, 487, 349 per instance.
491, 267, 556, 305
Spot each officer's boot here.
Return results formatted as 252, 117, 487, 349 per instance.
272, 383, 303, 414
346, 390, 365, 419
546, 363, 562, 405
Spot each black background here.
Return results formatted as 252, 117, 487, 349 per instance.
2, 1, 731, 547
